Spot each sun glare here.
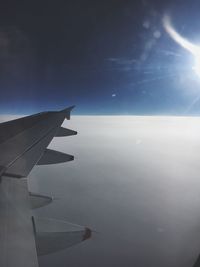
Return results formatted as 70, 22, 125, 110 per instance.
193, 57, 200, 77
163, 15, 200, 78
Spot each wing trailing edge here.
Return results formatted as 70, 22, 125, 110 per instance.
0, 106, 92, 264
0, 105, 76, 178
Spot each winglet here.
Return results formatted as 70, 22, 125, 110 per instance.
82, 227, 92, 241
61, 106, 75, 120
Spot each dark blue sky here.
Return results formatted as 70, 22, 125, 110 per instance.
1, 0, 200, 115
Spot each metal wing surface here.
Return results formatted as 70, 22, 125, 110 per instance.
0, 106, 92, 267
0, 106, 75, 178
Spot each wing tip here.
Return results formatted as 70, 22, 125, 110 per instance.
82, 227, 92, 241
60, 105, 75, 120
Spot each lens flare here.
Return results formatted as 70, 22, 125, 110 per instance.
163, 15, 200, 76
193, 59, 200, 76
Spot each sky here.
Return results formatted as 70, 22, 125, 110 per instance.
1, 0, 200, 115
31, 115, 200, 267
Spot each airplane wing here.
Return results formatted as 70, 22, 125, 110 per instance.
0, 106, 75, 178
0, 107, 91, 267
193, 254, 200, 267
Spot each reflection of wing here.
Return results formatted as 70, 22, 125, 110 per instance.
0, 107, 91, 267
33, 217, 92, 256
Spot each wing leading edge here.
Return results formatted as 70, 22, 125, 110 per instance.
0, 106, 92, 267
